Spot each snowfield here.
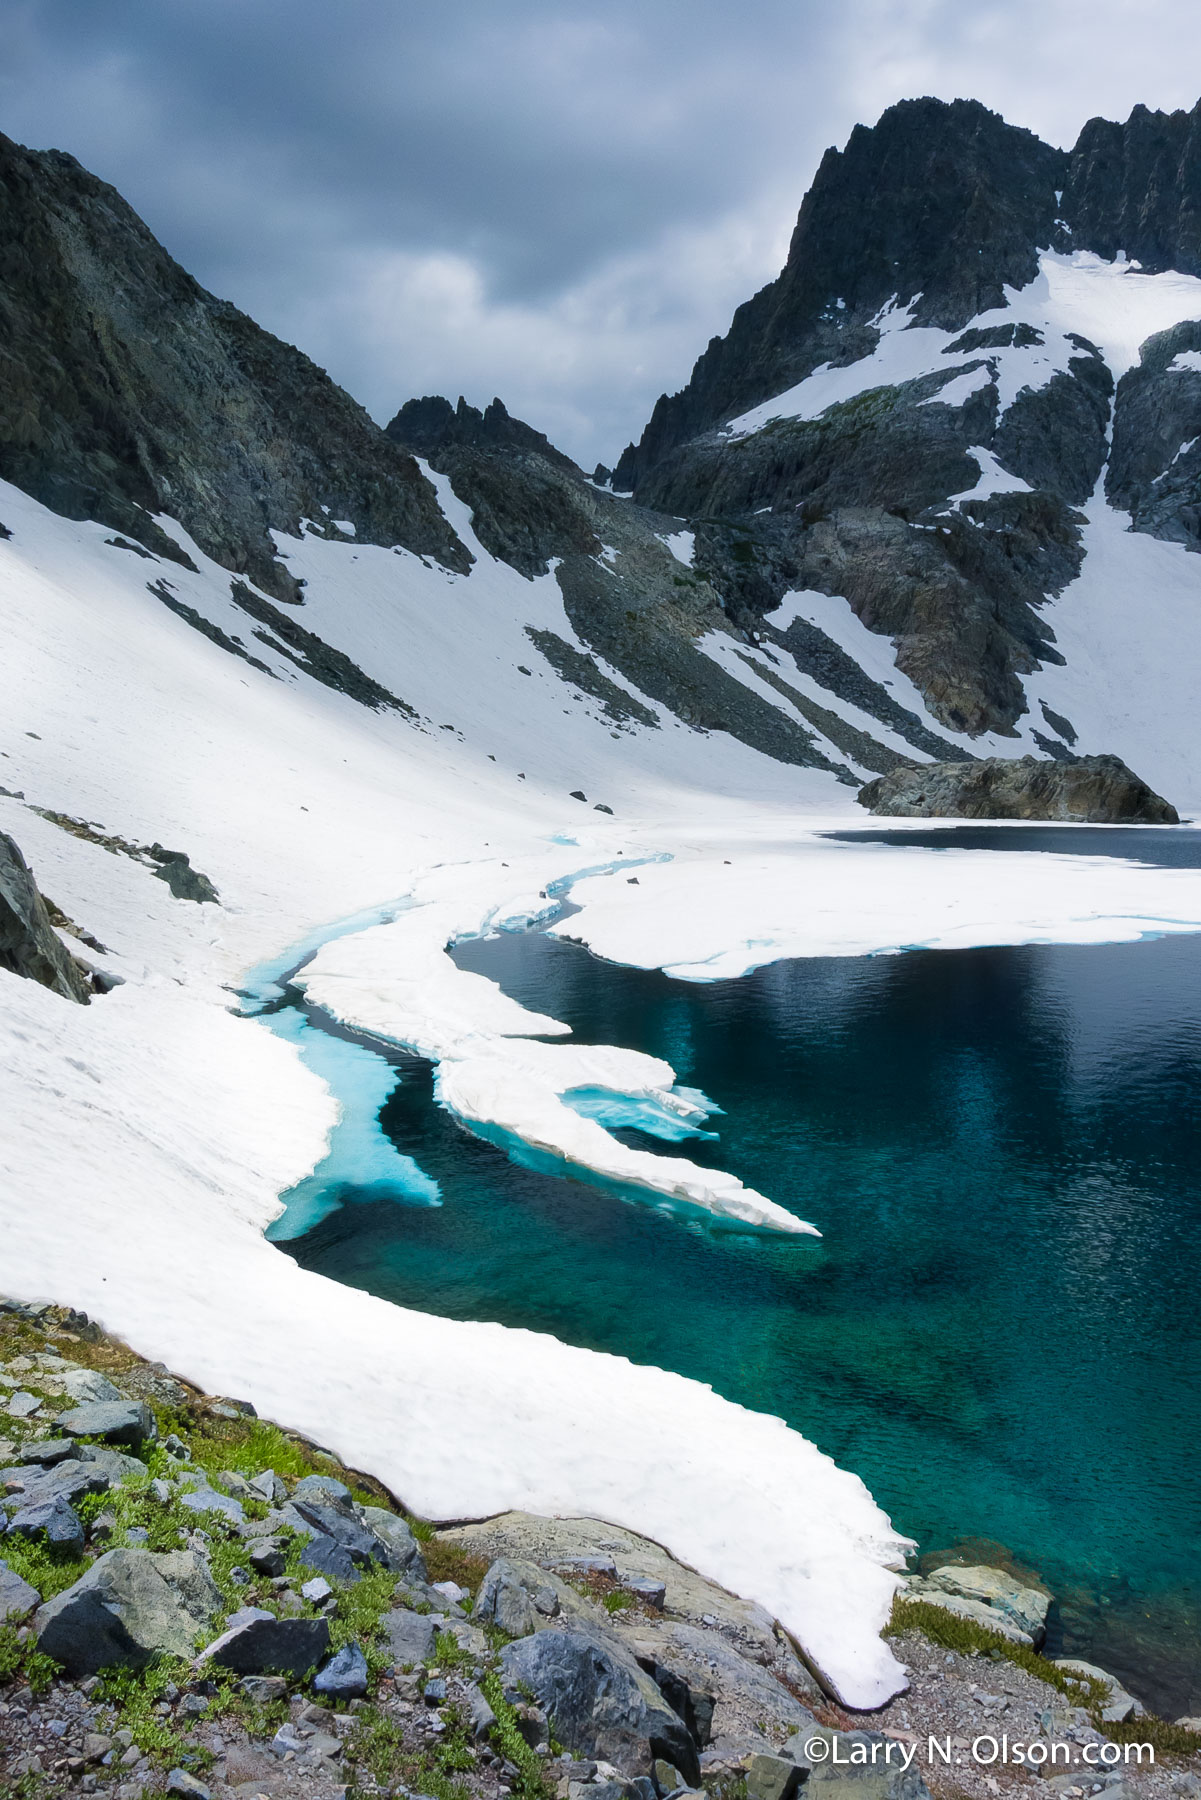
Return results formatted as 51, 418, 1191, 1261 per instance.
2, 369, 1201, 1713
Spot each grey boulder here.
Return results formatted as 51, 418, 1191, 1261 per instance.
300, 1533, 360, 1584
292, 1496, 394, 1570
382, 1608, 440, 1668
359, 1504, 427, 1579
7, 1492, 85, 1555
908, 1565, 1050, 1645
197, 1610, 330, 1676
291, 1475, 351, 1504
500, 1626, 699, 1780
58, 1368, 123, 1406
314, 1641, 369, 1699
474, 1557, 576, 1638
856, 755, 1178, 825
55, 1399, 157, 1449
804, 1731, 931, 1800
34, 1548, 223, 1676
0, 1555, 41, 1620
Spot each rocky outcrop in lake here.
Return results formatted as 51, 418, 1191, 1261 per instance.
856, 755, 1180, 822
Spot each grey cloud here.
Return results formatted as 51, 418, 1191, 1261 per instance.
2, 0, 1200, 466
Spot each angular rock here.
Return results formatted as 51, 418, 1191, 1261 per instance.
216, 1470, 257, 1502
0, 1555, 41, 1620
34, 1548, 222, 1676
239, 1674, 289, 1705
7, 1491, 85, 1555
0, 829, 92, 1003
249, 1469, 287, 1504
464, 1680, 497, 1739
292, 1497, 389, 1568
55, 1399, 157, 1449
301, 1576, 333, 1604
1053, 1658, 1143, 1722
625, 1576, 667, 1611
359, 1503, 427, 1579
910, 1565, 1050, 1644
300, 1533, 360, 1584
18, 1438, 82, 1466
857, 755, 1178, 824
804, 1730, 931, 1800
653, 1759, 687, 1795
291, 1475, 351, 1503
247, 1538, 286, 1577
315, 1640, 369, 1700
165, 1771, 210, 1800
178, 1478, 245, 1526
382, 1608, 440, 1668
197, 1612, 330, 1677
501, 1626, 699, 1780
474, 1556, 579, 1638
746, 1753, 803, 1800
59, 1369, 122, 1406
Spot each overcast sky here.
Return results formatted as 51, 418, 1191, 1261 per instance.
4, 1, 1201, 466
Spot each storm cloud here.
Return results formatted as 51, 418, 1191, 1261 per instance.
3, 0, 1200, 465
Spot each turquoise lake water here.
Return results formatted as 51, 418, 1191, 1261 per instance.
265, 829, 1201, 1715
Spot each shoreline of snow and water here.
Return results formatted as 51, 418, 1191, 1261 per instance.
5, 474, 1201, 1712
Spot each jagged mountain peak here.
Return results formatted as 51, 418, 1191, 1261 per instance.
0, 128, 470, 598
386, 394, 580, 473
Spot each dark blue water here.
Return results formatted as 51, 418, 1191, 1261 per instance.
276, 834, 1201, 1716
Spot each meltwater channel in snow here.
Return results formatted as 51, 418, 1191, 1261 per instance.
257, 829, 1201, 1720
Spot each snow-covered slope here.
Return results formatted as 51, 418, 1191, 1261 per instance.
6, 96, 1201, 1714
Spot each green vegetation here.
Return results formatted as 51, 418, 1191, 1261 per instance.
0, 1623, 59, 1695
602, 1588, 634, 1613
890, 1597, 1201, 1760
96, 1658, 211, 1770
422, 1538, 488, 1590
479, 1667, 550, 1800
0, 1530, 89, 1603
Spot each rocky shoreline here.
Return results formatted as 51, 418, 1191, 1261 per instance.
1, 1299, 1198, 1800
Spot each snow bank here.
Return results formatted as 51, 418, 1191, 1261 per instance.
298, 864, 816, 1234
725, 251, 1201, 440
557, 836, 1201, 980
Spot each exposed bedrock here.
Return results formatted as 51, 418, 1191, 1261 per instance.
1108, 320, 1201, 547
856, 754, 1180, 822
0, 828, 92, 1003
0, 131, 469, 599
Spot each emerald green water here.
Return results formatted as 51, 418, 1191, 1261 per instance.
273, 831, 1201, 1715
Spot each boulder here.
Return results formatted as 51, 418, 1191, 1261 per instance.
197, 1611, 330, 1677
1053, 1658, 1144, 1723
58, 1369, 122, 1406
17, 1438, 79, 1466
178, 1476, 245, 1526
746, 1754, 803, 1800
34, 1548, 222, 1676
359, 1503, 427, 1579
247, 1538, 286, 1577
804, 1730, 931, 1800
55, 1399, 157, 1449
7, 1492, 85, 1555
624, 1623, 813, 1747
291, 1475, 351, 1503
0, 829, 92, 1003
856, 755, 1178, 823
300, 1533, 360, 1583
908, 1565, 1050, 1644
382, 1608, 441, 1667
314, 1641, 369, 1700
292, 1496, 390, 1568
0, 1555, 41, 1620
501, 1626, 699, 1780
464, 1681, 498, 1739
475, 1557, 556, 1638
